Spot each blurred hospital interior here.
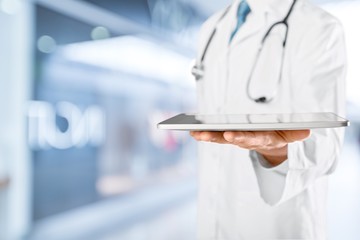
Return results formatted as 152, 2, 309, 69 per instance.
1, 0, 360, 239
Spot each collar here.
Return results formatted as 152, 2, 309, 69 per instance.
233, 0, 303, 18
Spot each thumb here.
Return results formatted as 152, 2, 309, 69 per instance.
279, 130, 311, 143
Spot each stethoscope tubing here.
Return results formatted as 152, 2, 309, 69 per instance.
193, 0, 298, 103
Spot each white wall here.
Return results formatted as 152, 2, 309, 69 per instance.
0, 0, 33, 239
323, 1, 360, 107
322, 1, 360, 240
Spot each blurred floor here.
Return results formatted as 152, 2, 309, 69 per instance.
28, 176, 197, 240
99, 198, 197, 240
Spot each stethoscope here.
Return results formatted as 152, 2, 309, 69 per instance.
191, 0, 298, 104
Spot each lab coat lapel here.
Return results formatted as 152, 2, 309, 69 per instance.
230, 13, 266, 46
229, 0, 296, 46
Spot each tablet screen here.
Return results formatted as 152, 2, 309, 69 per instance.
157, 112, 349, 131
194, 112, 341, 124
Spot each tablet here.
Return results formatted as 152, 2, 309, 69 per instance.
157, 112, 349, 131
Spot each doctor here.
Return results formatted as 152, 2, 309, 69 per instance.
190, 0, 346, 239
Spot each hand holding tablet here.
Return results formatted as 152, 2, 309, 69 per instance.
158, 112, 349, 166
190, 129, 311, 166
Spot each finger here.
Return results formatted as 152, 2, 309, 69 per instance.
223, 131, 244, 143
190, 131, 202, 141
190, 131, 199, 137
224, 131, 284, 150
223, 131, 263, 149
199, 131, 229, 144
277, 130, 311, 143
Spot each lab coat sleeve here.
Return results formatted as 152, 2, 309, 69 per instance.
251, 150, 289, 204
251, 20, 347, 206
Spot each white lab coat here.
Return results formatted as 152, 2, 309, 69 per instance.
196, 0, 346, 239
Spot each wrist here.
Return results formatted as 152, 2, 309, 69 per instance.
256, 145, 288, 166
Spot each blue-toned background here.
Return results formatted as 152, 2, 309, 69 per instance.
0, 0, 359, 239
